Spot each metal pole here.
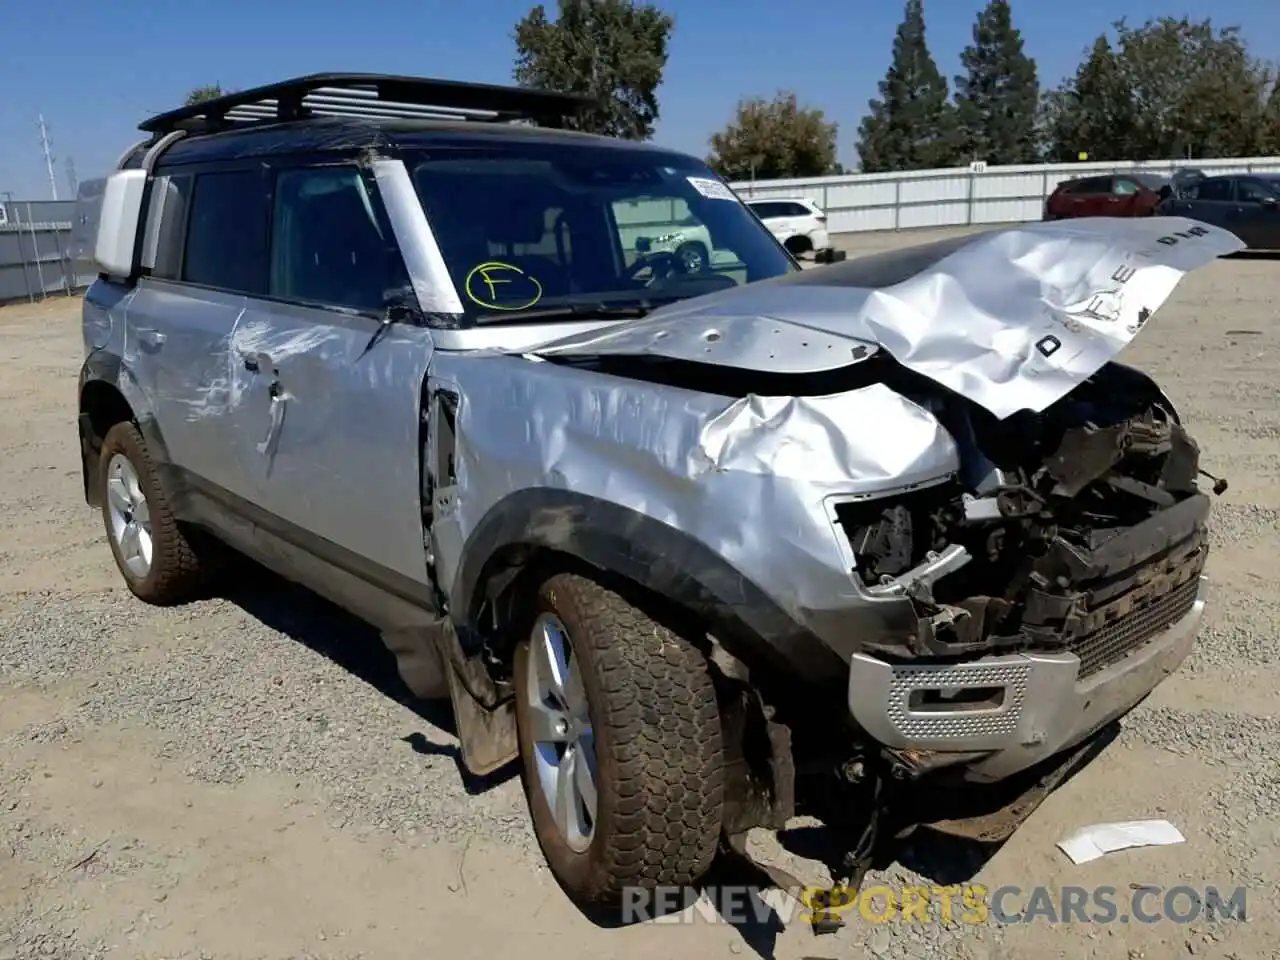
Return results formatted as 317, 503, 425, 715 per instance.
6, 193, 35, 303
47, 214, 71, 296
38, 115, 59, 201
26, 204, 46, 298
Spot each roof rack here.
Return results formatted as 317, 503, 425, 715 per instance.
139, 72, 596, 135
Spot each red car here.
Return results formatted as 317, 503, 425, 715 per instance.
1043, 173, 1171, 220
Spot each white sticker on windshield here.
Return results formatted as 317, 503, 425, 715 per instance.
687, 176, 736, 201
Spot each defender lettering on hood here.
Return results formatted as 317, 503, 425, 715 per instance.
528, 217, 1242, 419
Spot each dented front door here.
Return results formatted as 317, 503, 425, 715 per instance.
230, 298, 437, 586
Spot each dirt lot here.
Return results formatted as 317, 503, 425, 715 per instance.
2, 231, 1278, 960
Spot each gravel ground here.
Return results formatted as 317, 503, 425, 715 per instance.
2, 232, 1278, 959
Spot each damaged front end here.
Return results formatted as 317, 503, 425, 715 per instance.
846, 362, 1210, 662
443, 218, 1240, 926
838, 358, 1217, 779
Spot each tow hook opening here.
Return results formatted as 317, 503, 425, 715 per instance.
909, 685, 1006, 712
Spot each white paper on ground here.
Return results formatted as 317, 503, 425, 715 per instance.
1057, 819, 1186, 865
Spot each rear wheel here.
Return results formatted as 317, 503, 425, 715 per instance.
785, 234, 813, 257
514, 572, 724, 912
98, 421, 207, 605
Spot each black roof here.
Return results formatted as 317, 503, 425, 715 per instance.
144, 114, 685, 169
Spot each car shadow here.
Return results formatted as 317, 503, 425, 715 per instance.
1225, 249, 1280, 260
694, 722, 1122, 958
213, 562, 519, 794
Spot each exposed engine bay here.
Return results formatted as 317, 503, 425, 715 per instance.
837, 359, 1219, 670
553, 348, 1221, 687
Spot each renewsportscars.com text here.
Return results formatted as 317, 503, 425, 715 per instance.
621, 883, 1248, 927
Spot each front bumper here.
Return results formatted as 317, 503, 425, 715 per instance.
847, 575, 1207, 782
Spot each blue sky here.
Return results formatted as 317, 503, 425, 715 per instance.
2, 0, 1278, 199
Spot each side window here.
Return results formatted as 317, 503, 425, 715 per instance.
269, 166, 409, 314
1113, 179, 1139, 196
749, 202, 781, 219
1237, 179, 1273, 203
1196, 178, 1233, 202
783, 202, 814, 216
141, 174, 193, 281
1059, 178, 1103, 195
183, 170, 268, 293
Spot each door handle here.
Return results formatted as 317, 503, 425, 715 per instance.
257, 385, 287, 457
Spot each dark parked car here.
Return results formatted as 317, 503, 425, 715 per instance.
1043, 173, 1170, 220
1157, 172, 1280, 250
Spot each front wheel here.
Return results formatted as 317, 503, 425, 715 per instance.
514, 573, 724, 912
675, 241, 709, 274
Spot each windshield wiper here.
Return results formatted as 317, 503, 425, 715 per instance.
476, 302, 653, 323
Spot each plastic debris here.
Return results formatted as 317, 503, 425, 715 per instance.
1057, 819, 1186, 865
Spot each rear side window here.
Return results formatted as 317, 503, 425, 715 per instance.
1059, 177, 1109, 195
782, 201, 814, 216
182, 170, 268, 294
141, 174, 193, 281
749, 201, 785, 219
1195, 178, 1234, 202
1113, 179, 1139, 195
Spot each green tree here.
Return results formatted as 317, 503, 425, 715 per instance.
1261, 77, 1280, 154
1041, 36, 1138, 161
953, 0, 1039, 164
1043, 18, 1273, 162
513, 0, 674, 140
856, 0, 956, 173
1115, 18, 1271, 159
707, 92, 840, 180
184, 85, 226, 106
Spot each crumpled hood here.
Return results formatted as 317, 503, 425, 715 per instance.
530, 217, 1242, 419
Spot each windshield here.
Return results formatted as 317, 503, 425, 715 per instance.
407, 143, 797, 324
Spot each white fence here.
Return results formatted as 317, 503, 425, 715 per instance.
725, 155, 1280, 234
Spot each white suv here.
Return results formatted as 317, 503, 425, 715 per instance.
745, 196, 831, 258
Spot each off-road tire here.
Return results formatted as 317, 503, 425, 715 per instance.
98, 421, 206, 605
514, 572, 725, 912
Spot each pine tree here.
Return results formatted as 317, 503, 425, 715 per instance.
1043, 36, 1138, 161
856, 0, 956, 172
954, 0, 1039, 164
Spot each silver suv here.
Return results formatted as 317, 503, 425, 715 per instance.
74, 73, 1240, 919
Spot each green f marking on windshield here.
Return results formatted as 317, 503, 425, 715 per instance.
464, 261, 544, 311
